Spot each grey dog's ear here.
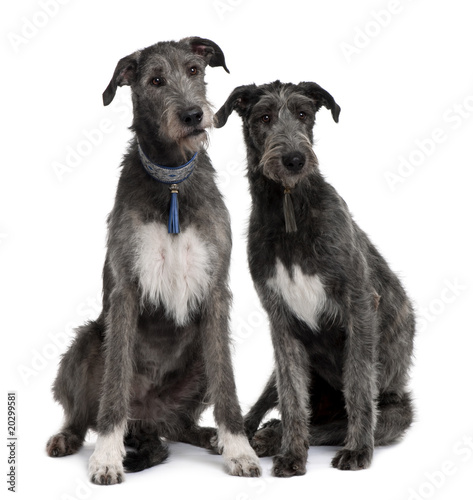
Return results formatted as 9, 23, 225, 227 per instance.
297, 82, 341, 123
184, 37, 230, 73
102, 51, 140, 106
215, 84, 263, 128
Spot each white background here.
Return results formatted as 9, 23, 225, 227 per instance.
2, 1, 473, 499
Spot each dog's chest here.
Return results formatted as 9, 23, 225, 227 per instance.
267, 258, 334, 330
133, 223, 215, 326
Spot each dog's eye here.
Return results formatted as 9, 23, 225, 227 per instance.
189, 67, 199, 76
261, 114, 271, 124
151, 77, 163, 86
298, 111, 307, 120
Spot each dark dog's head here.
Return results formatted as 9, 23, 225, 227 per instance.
103, 37, 229, 154
215, 81, 340, 188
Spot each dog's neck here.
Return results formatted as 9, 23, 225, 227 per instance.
247, 156, 326, 234
133, 117, 199, 167
135, 139, 198, 234
138, 142, 197, 184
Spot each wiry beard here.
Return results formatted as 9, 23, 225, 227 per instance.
259, 131, 318, 189
161, 100, 214, 160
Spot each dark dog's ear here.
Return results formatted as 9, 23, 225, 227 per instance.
102, 52, 140, 106
215, 84, 262, 128
298, 82, 341, 123
185, 37, 230, 73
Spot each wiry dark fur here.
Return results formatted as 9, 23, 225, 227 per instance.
46, 37, 261, 484
216, 81, 415, 476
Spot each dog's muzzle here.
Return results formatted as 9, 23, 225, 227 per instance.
282, 151, 306, 173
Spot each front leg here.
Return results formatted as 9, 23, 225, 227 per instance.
269, 315, 310, 477
88, 285, 138, 485
201, 286, 261, 477
332, 295, 378, 471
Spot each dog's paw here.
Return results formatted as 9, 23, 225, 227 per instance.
224, 454, 262, 477
219, 428, 262, 477
251, 422, 282, 457
210, 433, 221, 453
331, 446, 373, 471
272, 453, 307, 477
89, 458, 124, 485
198, 427, 218, 451
46, 432, 82, 457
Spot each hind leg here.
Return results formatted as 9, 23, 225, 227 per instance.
46, 421, 87, 457
330, 391, 413, 470
46, 320, 103, 458
244, 371, 278, 438
250, 392, 414, 459
373, 392, 414, 445
250, 419, 282, 457
177, 424, 218, 450
123, 421, 169, 473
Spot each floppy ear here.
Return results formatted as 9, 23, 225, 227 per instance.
102, 51, 140, 106
298, 82, 341, 123
215, 84, 262, 128
185, 36, 230, 73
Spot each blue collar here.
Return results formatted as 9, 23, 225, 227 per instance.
137, 143, 198, 234
138, 142, 197, 184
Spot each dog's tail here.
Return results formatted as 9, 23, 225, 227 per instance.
309, 392, 414, 446
251, 391, 414, 456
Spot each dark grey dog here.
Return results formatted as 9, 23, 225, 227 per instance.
46, 37, 261, 484
216, 81, 415, 477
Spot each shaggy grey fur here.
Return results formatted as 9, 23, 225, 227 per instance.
46, 37, 261, 484
216, 81, 415, 477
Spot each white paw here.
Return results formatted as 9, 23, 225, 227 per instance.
224, 453, 262, 477
88, 427, 125, 485
88, 457, 124, 485
218, 426, 262, 477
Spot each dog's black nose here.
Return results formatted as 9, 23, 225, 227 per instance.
180, 107, 203, 126
282, 152, 305, 172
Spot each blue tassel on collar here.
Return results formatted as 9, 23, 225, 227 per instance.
138, 143, 197, 234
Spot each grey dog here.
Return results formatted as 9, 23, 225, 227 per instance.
216, 81, 415, 477
46, 37, 261, 484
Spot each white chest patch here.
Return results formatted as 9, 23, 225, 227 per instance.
267, 259, 332, 331
134, 223, 214, 326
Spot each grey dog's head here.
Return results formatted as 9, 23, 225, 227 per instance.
103, 37, 229, 154
216, 81, 340, 188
